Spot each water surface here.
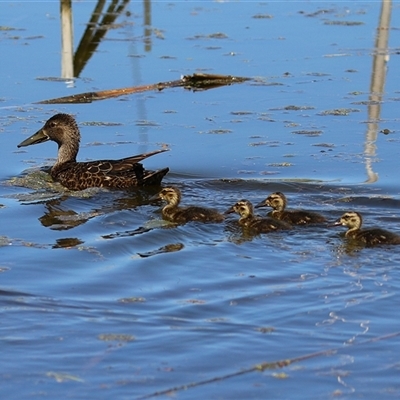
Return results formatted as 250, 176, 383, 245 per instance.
1, 2, 400, 399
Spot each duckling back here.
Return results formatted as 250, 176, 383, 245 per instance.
247, 216, 291, 233
273, 209, 326, 225
350, 228, 400, 247
169, 206, 225, 224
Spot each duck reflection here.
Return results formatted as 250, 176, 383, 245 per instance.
53, 237, 84, 249
37, 187, 159, 231
39, 196, 101, 230
331, 239, 370, 257
137, 243, 184, 258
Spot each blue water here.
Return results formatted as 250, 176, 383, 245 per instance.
1, 1, 400, 399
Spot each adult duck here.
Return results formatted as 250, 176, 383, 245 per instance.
17, 113, 169, 190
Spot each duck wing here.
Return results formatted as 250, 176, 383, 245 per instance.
99, 149, 168, 174
284, 210, 326, 225
251, 217, 291, 232
52, 149, 169, 190
357, 228, 400, 246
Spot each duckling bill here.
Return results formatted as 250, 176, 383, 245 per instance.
226, 199, 291, 233
17, 113, 169, 190
151, 187, 224, 224
255, 192, 325, 225
333, 211, 400, 246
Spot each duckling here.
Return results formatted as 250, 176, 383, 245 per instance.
255, 192, 326, 225
150, 187, 224, 224
333, 211, 400, 246
17, 113, 169, 190
225, 199, 291, 233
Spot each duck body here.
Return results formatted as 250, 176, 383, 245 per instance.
255, 192, 325, 225
226, 199, 291, 233
17, 113, 169, 190
268, 209, 325, 225
333, 211, 400, 246
151, 187, 224, 224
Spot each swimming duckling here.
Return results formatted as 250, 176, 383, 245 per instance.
255, 192, 326, 225
150, 187, 224, 224
17, 113, 169, 190
333, 211, 400, 246
225, 199, 291, 233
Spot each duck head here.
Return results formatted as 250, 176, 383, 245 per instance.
17, 113, 80, 149
333, 211, 363, 230
255, 192, 287, 211
225, 199, 254, 218
150, 187, 182, 206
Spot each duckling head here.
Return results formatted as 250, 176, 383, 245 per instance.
152, 186, 182, 207
225, 199, 254, 219
255, 192, 287, 211
333, 211, 363, 230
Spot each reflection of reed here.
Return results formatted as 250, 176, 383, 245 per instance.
74, 0, 130, 77
60, 0, 130, 78
364, 0, 392, 183
60, 0, 74, 80
144, 0, 151, 52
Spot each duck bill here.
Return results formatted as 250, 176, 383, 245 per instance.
224, 206, 236, 215
330, 219, 343, 227
17, 129, 49, 148
149, 192, 161, 202
254, 200, 268, 209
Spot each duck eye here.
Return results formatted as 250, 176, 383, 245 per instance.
48, 121, 56, 128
